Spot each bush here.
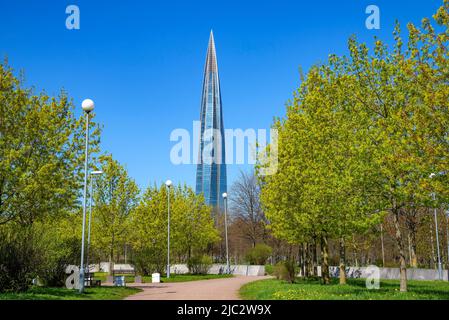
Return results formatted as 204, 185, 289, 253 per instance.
38, 237, 81, 287
265, 264, 274, 275
187, 255, 213, 275
273, 260, 297, 283
0, 229, 42, 293
133, 247, 166, 276
245, 244, 272, 265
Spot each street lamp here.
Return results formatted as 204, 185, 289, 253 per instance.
85, 170, 103, 277
166, 179, 173, 278
430, 172, 443, 281
446, 210, 449, 272
222, 193, 230, 274
79, 99, 95, 293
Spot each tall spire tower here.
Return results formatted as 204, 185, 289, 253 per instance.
196, 31, 227, 209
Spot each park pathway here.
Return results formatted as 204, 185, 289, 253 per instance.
124, 276, 270, 300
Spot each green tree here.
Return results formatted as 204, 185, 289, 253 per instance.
259, 1, 449, 292
0, 61, 100, 292
130, 184, 219, 275
91, 155, 140, 275
0, 62, 100, 227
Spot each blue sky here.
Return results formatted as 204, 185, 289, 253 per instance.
0, 0, 442, 190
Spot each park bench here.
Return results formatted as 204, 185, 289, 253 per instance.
85, 273, 101, 287
112, 269, 135, 276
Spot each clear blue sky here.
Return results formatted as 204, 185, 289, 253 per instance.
0, 0, 442, 190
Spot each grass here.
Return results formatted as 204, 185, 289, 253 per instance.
240, 277, 449, 300
93, 272, 233, 284
0, 286, 141, 300
0, 273, 234, 300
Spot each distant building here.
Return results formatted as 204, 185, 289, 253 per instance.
195, 31, 227, 209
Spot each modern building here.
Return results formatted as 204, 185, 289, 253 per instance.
195, 31, 227, 210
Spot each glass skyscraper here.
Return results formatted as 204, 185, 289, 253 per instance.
196, 31, 227, 210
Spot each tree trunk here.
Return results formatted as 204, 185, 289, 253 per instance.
352, 235, 359, 267
409, 229, 418, 268
301, 243, 306, 277
430, 220, 436, 269
339, 238, 347, 285
320, 236, 330, 285
307, 242, 314, 277
408, 232, 412, 266
109, 251, 114, 276
109, 235, 115, 276
298, 245, 305, 278
312, 239, 318, 276
392, 209, 407, 292
380, 224, 386, 267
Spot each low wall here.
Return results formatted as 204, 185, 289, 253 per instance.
327, 266, 449, 281
89, 263, 134, 273
90, 263, 265, 276
171, 264, 265, 276
92, 263, 445, 281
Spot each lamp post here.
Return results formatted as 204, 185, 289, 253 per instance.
430, 173, 443, 281
79, 99, 95, 293
166, 180, 173, 278
85, 170, 103, 277
222, 193, 230, 274
446, 210, 449, 272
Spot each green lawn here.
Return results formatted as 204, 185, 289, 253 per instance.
93, 272, 233, 284
0, 286, 141, 300
240, 278, 449, 300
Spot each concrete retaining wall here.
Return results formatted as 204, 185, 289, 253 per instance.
171, 264, 265, 276
89, 263, 134, 273
90, 263, 264, 276
328, 266, 449, 281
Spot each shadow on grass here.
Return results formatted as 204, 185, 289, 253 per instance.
0, 286, 141, 300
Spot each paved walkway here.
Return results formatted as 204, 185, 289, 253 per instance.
124, 276, 270, 300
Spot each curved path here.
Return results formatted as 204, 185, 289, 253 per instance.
125, 276, 270, 300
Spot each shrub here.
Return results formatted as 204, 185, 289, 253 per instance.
187, 255, 213, 275
38, 237, 81, 287
265, 264, 274, 275
245, 244, 272, 265
273, 260, 296, 283
0, 229, 42, 293
133, 247, 166, 276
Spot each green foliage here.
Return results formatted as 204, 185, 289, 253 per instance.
187, 255, 213, 275
91, 154, 140, 272
264, 264, 274, 275
240, 278, 449, 300
35, 216, 82, 287
133, 247, 166, 276
257, 1, 449, 292
0, 62, 101, 227
0, 61, 100, 292
0, 286, 141, 300
0, 227, 41, 293
0, 214, 82, 292
130, 184, 219, 275
272, 260, 296, 283
245, 244, 272, 265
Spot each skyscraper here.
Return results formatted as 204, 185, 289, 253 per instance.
196, 31, 227, 210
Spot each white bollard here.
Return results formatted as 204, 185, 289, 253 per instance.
152, 273, 161, 283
